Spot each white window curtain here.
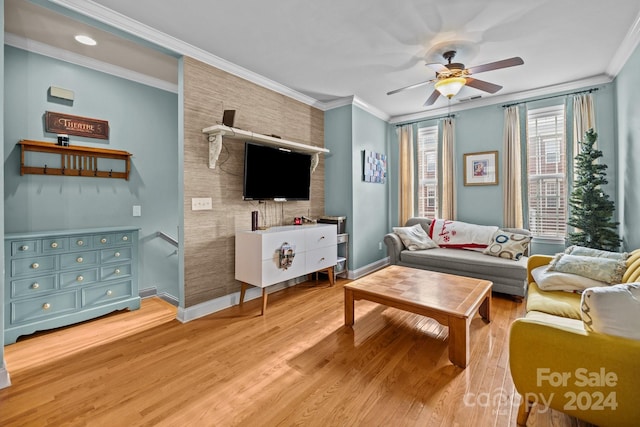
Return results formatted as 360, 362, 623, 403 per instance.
503, 105, 523, 228
397, 125, 414, 226
573, 93, 596, 158
440, 118, 455, 220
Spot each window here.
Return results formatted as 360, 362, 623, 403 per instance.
526, 105, 566, 238
417, 126, 438, 218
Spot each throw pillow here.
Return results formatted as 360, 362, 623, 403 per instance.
428, 219, 498, 250
393, 224, 439, 251
581, 283, 640, 340
548, 253, 626, 285
565, 245, 628, 261
483, 230, 531, 260
531, 265, 609, 292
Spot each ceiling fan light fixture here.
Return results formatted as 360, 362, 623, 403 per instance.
74, 35, 97, 46
434, 77, 466, 99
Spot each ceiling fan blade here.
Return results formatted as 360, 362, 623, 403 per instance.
465, 78, 503, 94
466, 57, 524, 75
423, 89, 441, 106
387, 78, 435, 96
426, 62, 448, 73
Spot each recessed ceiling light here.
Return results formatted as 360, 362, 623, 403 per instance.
74, 35, 97, 46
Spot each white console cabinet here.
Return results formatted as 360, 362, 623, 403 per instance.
235, 224, 337, 314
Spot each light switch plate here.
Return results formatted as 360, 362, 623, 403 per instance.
192, 197, 212, 210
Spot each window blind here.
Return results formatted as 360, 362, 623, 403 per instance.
417, 126, 438, 218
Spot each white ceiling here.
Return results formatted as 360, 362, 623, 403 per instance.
6, 0, 640, 121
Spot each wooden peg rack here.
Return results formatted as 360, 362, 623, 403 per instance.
18, 140, 132, 180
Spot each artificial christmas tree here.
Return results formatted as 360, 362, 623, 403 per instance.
567, 129, 621, 251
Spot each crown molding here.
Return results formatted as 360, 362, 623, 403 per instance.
606, 11, 640, 77
48, 0, 321, 108
318, 95, 391, 122
389, 74, 613, 124
5, 33, 179, 93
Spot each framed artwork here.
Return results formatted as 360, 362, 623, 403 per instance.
463, 151, 498, 186
363, 150, 387, 183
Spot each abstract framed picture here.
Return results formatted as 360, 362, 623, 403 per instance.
463, 151, 498, 186
362, 150, 387, 184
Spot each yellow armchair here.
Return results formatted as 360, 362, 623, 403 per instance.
510, 252, 640, 427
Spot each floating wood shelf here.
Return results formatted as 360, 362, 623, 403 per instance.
202, 124, 329, 169
18, 140, 132, 180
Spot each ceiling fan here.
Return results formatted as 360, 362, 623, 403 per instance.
387, 50, 524, 106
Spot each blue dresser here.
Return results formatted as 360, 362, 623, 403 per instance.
4, 227, 140, 344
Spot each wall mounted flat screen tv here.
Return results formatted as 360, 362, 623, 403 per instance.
243, 142, 312, 201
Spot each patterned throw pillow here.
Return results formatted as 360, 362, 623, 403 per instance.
549, 253, 626, 285
393, 224, 439, 251
565, 245, 628, 260
482, 230, 531, 260
581, 283, 640, 339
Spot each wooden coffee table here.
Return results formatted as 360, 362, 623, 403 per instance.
344, 265, 492, 368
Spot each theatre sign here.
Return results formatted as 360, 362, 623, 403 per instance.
45, 111, 109, 140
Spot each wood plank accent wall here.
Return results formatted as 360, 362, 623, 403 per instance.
183, 57, 325, 307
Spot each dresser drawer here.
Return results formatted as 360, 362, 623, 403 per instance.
100, 264, 132, 281
306, 246, 337, 271
11, 275, 58, 298
70, 235, 93, 250
60, 268, 99, 288
101, 247, 132, 263
60, 251, 99, 270
306, 226, 337, 250
10, 291, 78, 325
42, 237, 69, 253
82, 281, 133, 308
11, 255, 56, 277
11, 239, 39, 257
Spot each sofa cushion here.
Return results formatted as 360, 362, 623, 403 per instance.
526, 282, 582, 320
483, 229, 531, 260
549, 253, 626, 284
392, 223, 438, 251
531, 265, 608, 292
565, 245, 629, 260
524, 310, 585, 332
581, 283, 640, 340
400, 247, 526, 280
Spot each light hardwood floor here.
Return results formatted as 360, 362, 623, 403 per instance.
1, 277, 593, 426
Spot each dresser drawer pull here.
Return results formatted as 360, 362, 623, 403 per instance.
320, 257, 325, 262
31, 262, 40, 269
115, 268, 121, 275
31, 282, 40, 289
51, 242, 59, 248
115, 252, 121, 258
100, 238, 107, 244
77, 239, 84, 246
122, 236, 129, 241
320, 236, 325, 240
20, 245, 29, 251
106, 290, 113, 296
77, 275, 84, 282
42, 303, 51, 310
77, 257, 84, 263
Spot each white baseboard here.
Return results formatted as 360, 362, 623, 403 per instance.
139, 287, 179, 306
349, 257, 389, 280
0, 364, 11, 389
176, 277, 306, 323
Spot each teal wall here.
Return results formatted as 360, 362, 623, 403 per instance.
614, 42, 640, 251
4, 46, 180, 298
1, 0, 7, 386
325, 104, 389, 272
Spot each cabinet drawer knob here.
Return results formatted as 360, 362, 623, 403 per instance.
77, 257, 84, 263
51, 242, 58, 248
20, 245, 29, 251
77, 275, 84, 282
31, 282, 40, 289
115, 252, 121, 258
42, 303, 51, 310
31, 262, 39, 269
77, 240, 84, 246
122, 236, 129, 241
106, 290, 113, 296
115, 268, 121, 275
100, 238, 107, 244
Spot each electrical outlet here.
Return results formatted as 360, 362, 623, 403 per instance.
192, 197, 212, 210
132, 205, 141, 217
379, 241, 383, 250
